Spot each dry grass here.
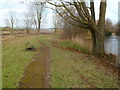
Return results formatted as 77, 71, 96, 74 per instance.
72, 36, 92, 51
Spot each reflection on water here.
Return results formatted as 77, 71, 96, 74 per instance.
104, 35, 118, 56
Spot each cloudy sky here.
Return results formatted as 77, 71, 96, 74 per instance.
0, 0, 119, 28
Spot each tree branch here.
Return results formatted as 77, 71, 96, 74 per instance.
90, 0, 95, 23
73, 2, 87, 21
98, 1, 107, 31
81, 1, 91, 20
47, 1, 64, 7
53, 7, 88, 28
47, 1, 88, 26
60, 1, 88, 25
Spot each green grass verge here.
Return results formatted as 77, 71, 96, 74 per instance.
2, 35, 41, 88
59, 40, 90, 53
38, 35, 118, 88
50, 46, 118, 88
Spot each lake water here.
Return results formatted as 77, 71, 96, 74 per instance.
104, 35, 119, 56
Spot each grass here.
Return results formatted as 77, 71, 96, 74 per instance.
0, 28, 2, 31
50, 45, 118, 88
2, 34, 119, 88
58, 40, 90, 53
0, 28, 11, 31
37, 35, 118, 88
2, 35, 41, 88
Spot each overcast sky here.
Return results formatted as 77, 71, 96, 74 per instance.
0, 0, 119, 28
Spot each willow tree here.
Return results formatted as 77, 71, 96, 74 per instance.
48, 0, 107, 56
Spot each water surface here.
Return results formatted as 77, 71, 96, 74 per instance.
104, 35, 118, 56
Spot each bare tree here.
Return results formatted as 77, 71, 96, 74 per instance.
53, 13, 57, 33
48, 0, 107, 56
53, 13, 63, 33
9, 10, 16, 29
5, 10, 16, 33
62, 19, 74, 40
24, 12, 34, 33
30, 1, 46, 32
62, 13, 88, 40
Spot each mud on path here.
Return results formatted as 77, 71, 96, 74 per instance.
19, 41, 51, 88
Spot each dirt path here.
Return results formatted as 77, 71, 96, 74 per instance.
19, 41, 51, 88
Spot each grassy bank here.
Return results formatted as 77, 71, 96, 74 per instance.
50, 44, 118, 88
58, 40, 90, 53
2, 35, 41, 88
37, 35, 118, 88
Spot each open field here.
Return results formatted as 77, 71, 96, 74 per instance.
2, 34, 119, 88
1, 0, 119, 88
2, 34, 41, 88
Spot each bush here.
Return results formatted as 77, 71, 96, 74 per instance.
104, 30, 112, 36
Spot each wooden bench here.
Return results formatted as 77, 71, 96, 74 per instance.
26, 41, 34, 51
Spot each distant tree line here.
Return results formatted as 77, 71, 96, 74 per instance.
5, 0, 46, 34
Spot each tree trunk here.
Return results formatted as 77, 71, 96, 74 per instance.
55, 29, 57, 34
38, 21, 40, 30
95, 31, 105, 56
37, 19, 41, 32
26, 28, 30, 33
90, 29, 96, 55
12, 23, 13, 29
10, 23, 14, 34
90, 26, 105, 56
